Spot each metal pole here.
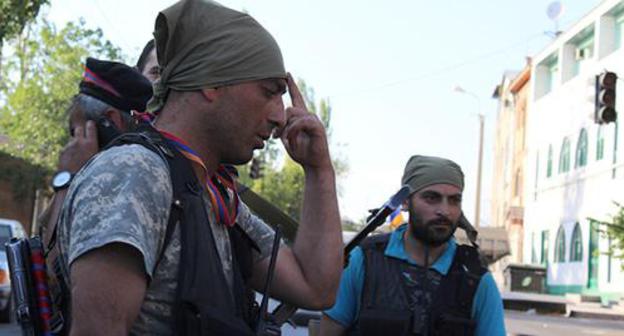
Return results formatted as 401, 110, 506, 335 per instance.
475, 114, 484, 228
453, 86, 484, 228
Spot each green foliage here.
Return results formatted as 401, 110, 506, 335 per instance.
0, 18, 122, 171
341, 218, 366, 232
0, 0, 47, 47
589, 202, 624, 267
240, 79, 348, 222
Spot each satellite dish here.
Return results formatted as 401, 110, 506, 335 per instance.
547, 1, 563, 21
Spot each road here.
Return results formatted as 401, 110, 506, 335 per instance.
2, 311, 624, 335
0, 323, 19, 336
506, 310, 624, 336
0, 322, 307, 335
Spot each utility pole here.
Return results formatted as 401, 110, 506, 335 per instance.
475, 113, 484, 228
453, 85, 484, 228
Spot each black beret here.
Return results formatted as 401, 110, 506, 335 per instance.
79, 57, 153, 112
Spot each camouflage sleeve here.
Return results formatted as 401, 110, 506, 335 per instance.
66, 144, 172, 278
236, 201, 280, 262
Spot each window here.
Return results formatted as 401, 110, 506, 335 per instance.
597, 125, 605, 161
531, 232, 538, 264
616, 8, 624, 50
534, 153, 540, 200
535, 52, 559, 99
570, 222, 583, 262
559, 137, 571, 174
547, 58, 559, 94
555, 225, 566, 263
547, 145, 553, 177
541, 230, 550, 265
575, 128, 588, 168
570, 26, 594, 78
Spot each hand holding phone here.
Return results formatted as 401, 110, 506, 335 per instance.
58, 121, 99, 173
96, 116, 122, 149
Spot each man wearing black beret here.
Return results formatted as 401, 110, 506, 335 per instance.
41, 57, 152, 260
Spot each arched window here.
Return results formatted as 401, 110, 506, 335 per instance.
596, 125, 605, 161
559, 137, 571, 174
575, 129, 588, 168
547, 145, 553, 177
554, 225, 566, 263
570, 222, 583, 262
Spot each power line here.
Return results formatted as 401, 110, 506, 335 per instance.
92, 0, 134, 53
334, 31, 546, 99
332, 8, 595, 100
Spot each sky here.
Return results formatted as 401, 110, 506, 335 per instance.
46, 0, 604, 224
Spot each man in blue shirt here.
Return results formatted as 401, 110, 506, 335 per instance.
321, 155, 506, 336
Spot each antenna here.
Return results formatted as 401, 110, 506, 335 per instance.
546, 1, 564, 38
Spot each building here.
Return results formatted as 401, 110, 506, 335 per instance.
490, 62, 532, 287
524, 0, 624, 297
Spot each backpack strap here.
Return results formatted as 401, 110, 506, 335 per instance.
452, 245, 488, 315
360, 233, 391, 253
104, 126, 184, 278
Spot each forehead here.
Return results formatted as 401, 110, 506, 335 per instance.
416, 184, 462, 196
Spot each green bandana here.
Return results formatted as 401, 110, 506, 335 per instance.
149, 0, 287, 112
401, 155, 464, 194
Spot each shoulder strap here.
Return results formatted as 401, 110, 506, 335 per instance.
46, 126, 173, 255
360, 233, 391, 252
454, 244, 488, 277
449, 244, 487, 317
105, 125, 189, 277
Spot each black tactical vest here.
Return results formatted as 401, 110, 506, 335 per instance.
52, 125, 259, 335
350, 234, 487, 336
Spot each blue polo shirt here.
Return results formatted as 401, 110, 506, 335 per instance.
324, 224, 506, 336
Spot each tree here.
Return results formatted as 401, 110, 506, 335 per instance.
591, 202, 624, 268
0, 18, 122, 171
239, 79, 348, 222
0, 0, 48, 81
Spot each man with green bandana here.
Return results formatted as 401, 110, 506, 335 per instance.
320, 155, 506, 336
56, 1, 342, 335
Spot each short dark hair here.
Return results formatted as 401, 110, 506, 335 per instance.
136, 39, 155, 72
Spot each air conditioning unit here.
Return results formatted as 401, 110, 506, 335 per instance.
575, 47, 592, 61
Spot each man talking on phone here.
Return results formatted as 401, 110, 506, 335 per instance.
40, 57, 152, 246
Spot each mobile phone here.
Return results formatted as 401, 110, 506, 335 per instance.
95, 117, 122, 149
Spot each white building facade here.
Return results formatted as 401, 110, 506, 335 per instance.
524, 0, 624, 297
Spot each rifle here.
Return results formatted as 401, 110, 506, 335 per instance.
271, 186, 411, 326
6, 237, 55, 336
253, 226, 283, 336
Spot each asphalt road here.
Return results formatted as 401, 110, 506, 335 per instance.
0, 323, 19, 336
2, 311, 624, 335
506, 310, 624, 336
0, 322, 308, 336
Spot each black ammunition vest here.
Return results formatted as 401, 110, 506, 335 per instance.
351, 234, 486, 336
53, 125, 259, 335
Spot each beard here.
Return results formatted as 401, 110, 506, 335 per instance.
408, 204, 458, 247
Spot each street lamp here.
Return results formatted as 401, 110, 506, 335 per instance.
453, 85, 484, 228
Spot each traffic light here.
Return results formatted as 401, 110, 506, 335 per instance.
595, 71, 618, 124
249, 157, 263, 179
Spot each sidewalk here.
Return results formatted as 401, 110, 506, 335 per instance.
503, 291, 624, 321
